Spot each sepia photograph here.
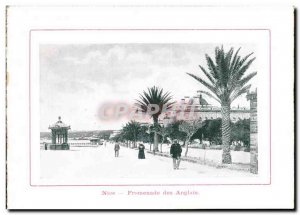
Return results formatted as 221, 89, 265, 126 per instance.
39, 43, 259, 183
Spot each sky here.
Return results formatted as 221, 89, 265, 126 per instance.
40, 43, 257, 131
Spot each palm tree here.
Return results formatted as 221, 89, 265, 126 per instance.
122, 120, 141, 148
187, 46, 257, 164
135, 86, 174, 152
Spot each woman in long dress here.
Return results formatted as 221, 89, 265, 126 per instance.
138, 143, 145, 159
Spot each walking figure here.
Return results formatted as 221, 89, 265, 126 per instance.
138, 143, 145, 159
170, 140, 182, 170
114, 143, 120, 157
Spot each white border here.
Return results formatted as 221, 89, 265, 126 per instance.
6, 6, 294, 209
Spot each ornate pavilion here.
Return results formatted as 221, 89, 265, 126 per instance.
48, 116, 71, 150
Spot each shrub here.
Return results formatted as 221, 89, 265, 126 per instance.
243, 147, 250, 152
233, 145, 241, 151
199, 144, 206, 149
230, 145, 243, 151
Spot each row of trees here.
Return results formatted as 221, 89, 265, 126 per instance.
112, 118, 251, 156
200, 118, 250, 147
132, 46, 256, 164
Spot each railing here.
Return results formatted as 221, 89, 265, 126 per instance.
40, 142, 100, 149
69, 142, 100, 147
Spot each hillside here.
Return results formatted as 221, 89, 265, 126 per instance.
40, 130, 114, 140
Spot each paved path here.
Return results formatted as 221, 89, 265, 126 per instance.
40, 144, 253, 184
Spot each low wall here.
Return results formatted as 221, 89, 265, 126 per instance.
145, 149, 250, 172
49, 144, 70, 150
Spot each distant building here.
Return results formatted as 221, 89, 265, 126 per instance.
161, 94, 250, 126
90, 138, 100, 144
110, 130, 121, 139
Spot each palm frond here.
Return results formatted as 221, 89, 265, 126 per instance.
235, 57, 256, 80
238, 72, 257, 87
229, 47, 241, 71
199, 65, 215, 84
225, 47, 234, 67
236, 52, 254, 70
186, 73, 218, 96
205, 54, 219, 80
228, 70, 257, 94
135, 86, 174, 118
187, 46, 257, 105
229, 84, 251, 102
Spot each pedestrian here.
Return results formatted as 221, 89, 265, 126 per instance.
170, 139, 182, 170
138, 143, 145, 159
114, 143, 120, 157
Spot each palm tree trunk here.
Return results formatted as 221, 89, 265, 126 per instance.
221, 102, 232, 164
153, 116, 159, 152
134, 132, 136, 148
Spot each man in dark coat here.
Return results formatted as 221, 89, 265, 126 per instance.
114, 143, 120, 157
170, 139, 182, 170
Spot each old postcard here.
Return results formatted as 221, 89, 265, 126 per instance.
6, 6, 294, 209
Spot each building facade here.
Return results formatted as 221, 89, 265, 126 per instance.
161, 95, 250, 126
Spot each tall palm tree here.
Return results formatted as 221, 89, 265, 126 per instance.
187, 46, 257, 164
135, 86, 174, 152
